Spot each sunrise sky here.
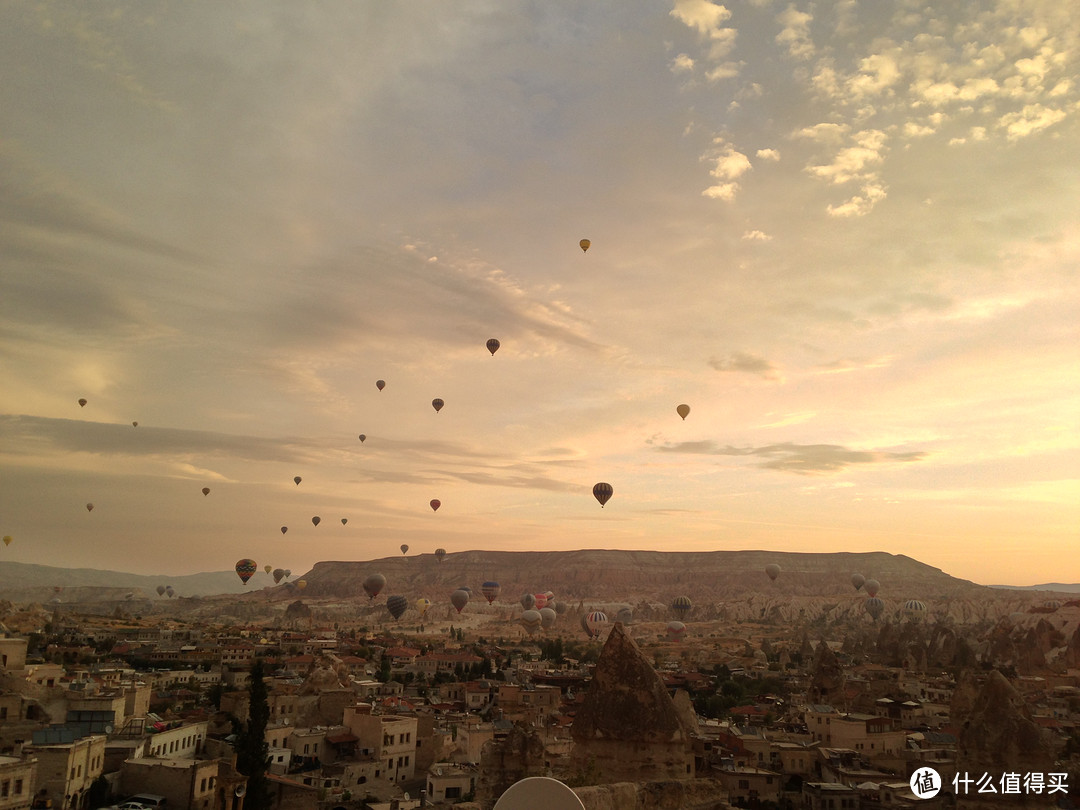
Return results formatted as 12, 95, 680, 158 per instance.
1, 1, 1077, 586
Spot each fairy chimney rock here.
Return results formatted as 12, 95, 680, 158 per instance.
570, 622, 695, 783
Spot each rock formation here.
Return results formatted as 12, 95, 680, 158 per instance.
951, 670, 1055, 777
571, 622, 695, 783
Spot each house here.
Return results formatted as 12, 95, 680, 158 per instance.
0, 754, 36, 810
426, 763, 476, 803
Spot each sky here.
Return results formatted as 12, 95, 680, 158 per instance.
1, 0, 1077, 586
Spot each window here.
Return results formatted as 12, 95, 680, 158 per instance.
201, 779, 206, 792
1, 707, 7, 720
445, 787, 461, 799
14, 780, 23, 795
2, 781, 9, 798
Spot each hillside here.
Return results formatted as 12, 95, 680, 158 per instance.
0, 561, 256, 602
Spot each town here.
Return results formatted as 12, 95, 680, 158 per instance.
1, 563, 1078, 810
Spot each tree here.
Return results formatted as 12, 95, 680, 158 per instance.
234, 660, 271, 810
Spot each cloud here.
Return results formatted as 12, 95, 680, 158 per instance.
701, 138, 751, 200
806, 129, 888, 185
742, 229, 772, 241
670, 0, 737, 62
654, 440, 927, 474
708, 352, 779, 378
775, 5, 814, 60
998, 104, 1067, 140
755, 148, 780, 161
670, 53, 695, 73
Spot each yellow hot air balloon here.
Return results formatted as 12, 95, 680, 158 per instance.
579, 239, 591, 253
676, 404, 690, 420
264, 565, 273, 574
2, 536, 12, 547
86, 503, 95, 512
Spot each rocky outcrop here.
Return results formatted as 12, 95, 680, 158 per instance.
808, 639, 845, 706
571, 623, 695, 783
574, 779, 733, 810
951, 670, 1055, 776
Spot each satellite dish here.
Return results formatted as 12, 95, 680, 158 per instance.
494, 777, 586, 810
103, 724, 113, 734
234, 785, 247, 798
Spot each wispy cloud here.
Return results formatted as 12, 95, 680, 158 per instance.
708, 352, 780, 379
655, 440, 927, 474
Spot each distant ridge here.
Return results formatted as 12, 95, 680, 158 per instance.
988, 583, 1080, 593
0, 560, 256, 600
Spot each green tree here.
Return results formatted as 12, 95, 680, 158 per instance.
234, 661, 271, 810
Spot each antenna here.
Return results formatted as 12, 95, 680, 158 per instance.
493, 777, 585, 810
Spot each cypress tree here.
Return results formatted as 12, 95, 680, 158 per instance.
234, 660, 271, 810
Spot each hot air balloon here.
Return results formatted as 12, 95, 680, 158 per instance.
312, 516, 321, 526
430, 499, 441, 512
1043, 600, 1063, 610
341, 518, 348, 525
156, 585, 166, 596
363, 573, 386, 601
676, 404, 690, 420
581, 611, 607, 639
284, 569, 292, 578
579, 239, 591, 253
415, 597, 431, 617
765, 563, 781, 581
400, 544, 409, 555
273, 568, 285, 584
903, 599, 926, 620
165, 586, 175, 598
864, 597, 884, 620
202, 487, 210, 496
124, 592, 135, 600
280, 526, 288, 534
539, 606, 557, 630
358, 434, 366, 443
520, 593, 536, 611
296, 580, 307, 590
432, 398, 444, 413
435, 548, 446, 563
132, 421, 138, 427
386, 595, 408, 620
86, 503, 94, 512
864, 578, 880, 598
520, 610, 542, 635
486, 338, 500, 356
481, 581, 501, 604
532, 593, 549, 610
851, 573, 866, 591
616, 606, 633, 625
294, 476, 302, 486
555, 600, 568, 615
592, 482, 613, 508
78, 398, 87, 407
2, 536, 11, 547
666, 621, 687, 641
458, 586, 473, 596
264, 564, 272, 574
376, 380, 385, 391
450, 588, 470, 613
670, 595, 693, 621
235, 559, 257, 584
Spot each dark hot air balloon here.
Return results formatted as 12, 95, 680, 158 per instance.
376, 380, 385, 391
294, 476, 302, 486
341, 518, 348, 525
400, 544, 409, 555
851, 573, 866, 591
579, 239, 591, 253
78, 398, 87, 407
481, 581, 501, 604
435, 548, 446, 562
358, 434, 366, 443
430, 499, 441, 512
432, 398, 444, 413
450, 588, 470, 613
156, 585, 166, 596
311, 516, 321, 526
486, 338, 500, 356
363, 573, 386, 601
280, 526, 288, 534
865, 597, 884, 620
765, 563, 781, 581
202, 487, 210, 496
386, 595, 408, 620
676, 404, 690, 420
86, 503, 94, 512
235, 559, 257, 585
273, 568, 285, 584
592, 482, 613, 508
